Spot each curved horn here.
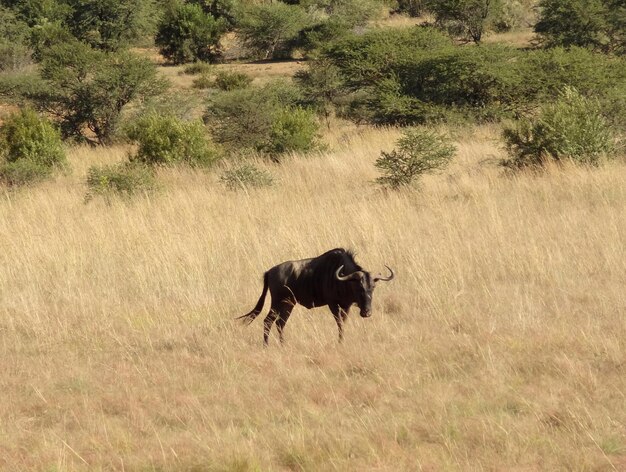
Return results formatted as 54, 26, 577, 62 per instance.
335, 265, 361, 281
374, 265, 394, 282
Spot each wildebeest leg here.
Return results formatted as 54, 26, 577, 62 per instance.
330, 304, 346, 343
275, 301, 294, 344
263, 309, 279, 346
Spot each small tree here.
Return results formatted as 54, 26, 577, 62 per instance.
0, 109, 66, 185
294, 60, 345, 122
375, 128, 456, 189
204, 80, 303, 151
238, 3, 311, 59
425, 0, 501, 43
156, 2, 226, 64
0, 7, 32, 72
30, 41, 165, 144
127, 113, 221, 167
502, 87, 616, 168
534, 0, 625, 55
64, 0, 158, 51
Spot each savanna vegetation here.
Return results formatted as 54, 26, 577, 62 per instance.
1, 0, 625, 470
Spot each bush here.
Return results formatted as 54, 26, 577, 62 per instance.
192, 73, 214, 89
181, 61, 213, 75
535, 0, 624, 54
502, 87, 616, 168
156, 2, 226, 64
128, 113, 221, 167
0, 109, 66, 186
25, 42, 166, 144
0, 109, 65, 167
238, 3, 312, 59
0, 159, 52, 186
0, 7, 32, 72
204, 80, 304, 152
85, 162, 157, 202
321, 30, 626, 126
425, 0, 501, 43
375, 128, 456, 189
214, 70, 252, 91
219, 163, 273, 191
265, 107, 320, 157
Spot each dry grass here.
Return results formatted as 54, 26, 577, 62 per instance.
1, 122, 625, 471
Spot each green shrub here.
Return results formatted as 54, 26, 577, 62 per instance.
375, 128, 456, 189
518, 47, 626, 105
294, 60, 344, 120
0, 7, 31, 72
214, 70, 252, 91
0, 159, 52, 186
128, 113, 221, 167
535, 0, 624, 54
238, 2, 312, 59
321, 30, 626, 126
192, 73, 214, 89
0, 109, 66, 186
265, 107, 320, 157
182, 61, 213, 75
26, 42, 166, 144
425, 0, 502, 43
156, 3, 226, 64
85, 162, 157, 203
204, 80, 303, 152
219, 163, 274, 191
502, 87, 616, 169
0, 109, 66, 167
323, 27, 452, 90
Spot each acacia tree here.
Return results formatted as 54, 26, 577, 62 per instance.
28, 40, 165, 144
535, 0, 625, 55
156, 2, 226, 64
238, 2, 311, 59
425, 0, 500, 43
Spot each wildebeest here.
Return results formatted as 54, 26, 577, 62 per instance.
237, 248, 394, 344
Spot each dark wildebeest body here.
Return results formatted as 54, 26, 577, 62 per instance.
237, 248, 393, 344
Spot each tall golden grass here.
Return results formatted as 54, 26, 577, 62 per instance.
1, 124, 625, 471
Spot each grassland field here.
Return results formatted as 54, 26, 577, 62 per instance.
1, 23, 626, 472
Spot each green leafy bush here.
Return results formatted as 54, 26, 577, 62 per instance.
265, 107, 320, 157
321, 29, 626, 125
24, 41, 166, 144
85, 162, 157, 203
535, 0, 624, 54
0, 7, 31, 72
214, 70, 252, 91
192, 73, 214, 89
219, 163, 274, 191
204, 80, 304, 152
0, 159, 53, 187
238, 2, 311, 59
425, 0, 501, 43
0, 109, 66, 186
182, 61, 213, 75
156, 3, 226, 64
128, 113, 221, 167
0, 109, 65, 167
502, 87, 616, 169
375, 128, 456, 189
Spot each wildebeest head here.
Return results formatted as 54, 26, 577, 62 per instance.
336, 265, 394, 317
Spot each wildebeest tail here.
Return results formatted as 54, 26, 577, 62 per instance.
236, 272, 269, 325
